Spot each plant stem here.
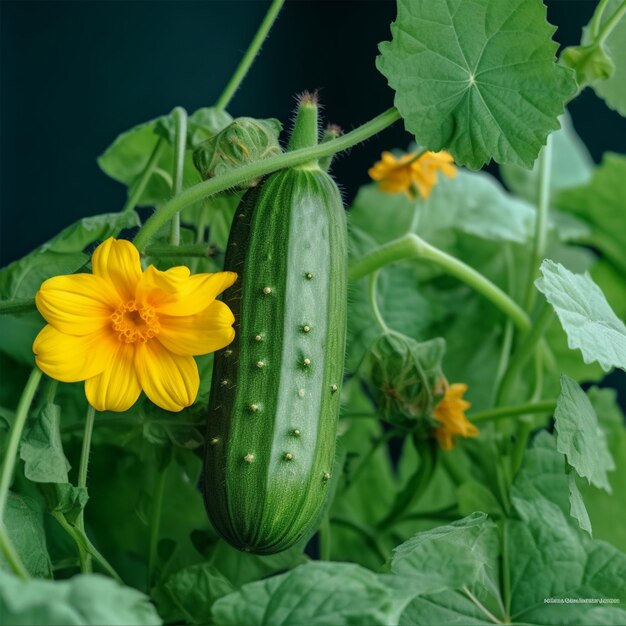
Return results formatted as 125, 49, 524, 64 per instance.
122, 138, 165, 213
168, 107, 188, 246
523, 135, 552, 312
501, 519, 512, 622
349, 234, 531, 333
215, 0, 285, 110
496, 305, 554, 405
319, 514, 331, 561
591, 0, 612, 37
469, 400, 557, 425
330, 516, 388, 564
133, 107, 402, 251
147, 466, 167, 589
51, 511, 122, 582
377, 438, 436, 531
345, 428, 397, 491
369, 271, 389, 334
75, 404, 95, 573
143, 243, 213, 259
0, 367, 42, 579
0, 298, 38, 316
596, 0, 626, 46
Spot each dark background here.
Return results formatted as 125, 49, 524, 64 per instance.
1, 0, 625, 266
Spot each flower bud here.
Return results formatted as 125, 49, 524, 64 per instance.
193, 117, 283, 187
360, 332, 446, 431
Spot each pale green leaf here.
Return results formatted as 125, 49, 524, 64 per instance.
555, 375, 615, 492
500, 112, 594, 202
569, 472, 592, 535
583, 0, 626, 115
1, 492, 52, 578
391, 513, 497, 595
0, 571, 162, 625
535, 259, 626, 372
377, 0, 576, 168
20, 403, 70, 483
212, 562, 405, 626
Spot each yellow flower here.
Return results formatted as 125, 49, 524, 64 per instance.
368, 150, 457, 199
433, 383, 477, 450
33, 238, 237, 413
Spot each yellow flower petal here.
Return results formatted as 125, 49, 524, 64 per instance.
91, 238, 143, 302
157, 300, 235, 356
34, 325, 116, 383
36, 274, 118, 336
84, 342, 141, 412
137, 265, 237, 317
433, 382, 477, 450
135, 340, 199, 412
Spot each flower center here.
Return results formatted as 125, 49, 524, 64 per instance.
111, 301, 159, 343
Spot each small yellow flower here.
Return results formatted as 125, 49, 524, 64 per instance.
368, 150, 457, 199
433, 383, 477, 450
33, 238, 237, 413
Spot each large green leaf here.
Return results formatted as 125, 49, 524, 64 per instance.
555, 375, 615, 493
377, 0, 576, 168
1, 492, 52, 578
536, 259, 626, 372
20, 402, 70, 483
500, 112, 594, 203
153, 563, 234, 625
212, 561, 408, 626
0, 571, 162, 625
557, 153, 626, 277
0, 211, 139, 300
583, 0, 626, 115
98, 108, 233, 208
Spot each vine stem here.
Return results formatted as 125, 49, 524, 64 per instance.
596, 0, 626, 46
496, 305, 554, 405
349, 233, 531, 333
215, 0, 286, 110
0, 367, 42, 579
168, 107, 188, 246
123, 138, 165, 214
75, 404, 96, 573
369, 271, 389, 334
591, 0, 612, 37
147, 464, 168, 589
133, 107, 402, 251
0, 298, 37, 315
523, 133, 552, 312
469, 400, 557, 425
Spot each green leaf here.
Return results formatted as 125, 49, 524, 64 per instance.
0, 312, 43, 366
1, 492, 52, 578
536, 259, 626, 372
391, 512, 497, 595
41, 483, 89, 525
0, 570, 162, 625
557, 153, 626, 277
500, 112, 594, 203
376, 0, 576, 168
456, 482, 503, 518
555, 375, 615, 492
20, 402, 70, 483
154, 563, 235, 625
0, 210, 139, 300
98, 108, 232, 208
583, 0, 626, 115
568, 472, 592, 535
212, 561, 406, 626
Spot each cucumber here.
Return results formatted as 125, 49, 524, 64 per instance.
203, 98, 347, 554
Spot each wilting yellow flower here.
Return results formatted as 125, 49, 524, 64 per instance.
433, 383, 477, 450
368, 150, 457, 199
33, 238, 236, 413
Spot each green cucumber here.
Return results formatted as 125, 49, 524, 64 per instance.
203, 97, 347, 554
